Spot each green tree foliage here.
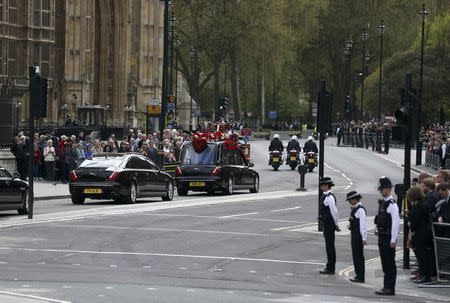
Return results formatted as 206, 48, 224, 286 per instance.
174, 0, 450, 123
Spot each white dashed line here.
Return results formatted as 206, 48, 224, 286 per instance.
213, 268, 223, 272
109, 265, 117, 268
249, 270, 257, 274
21, 285, 31, 288
63, 286, 72, 289
147, 288, 158, 291
271, 206, 302, 212
0, 261, 7, 264
186, 289, 196, 293
220, 212, 259, 219
142, 265, 152, 269
72, 263, 80, 266
285, 272, 294, 276
97, 294, 105, 297
105, 286, 113, 290
179, 267, 188, 270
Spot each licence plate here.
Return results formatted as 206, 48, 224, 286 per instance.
189, 182, 205, 187
273, 158, 279, 163
308, 159, 315, 164
83, 188, 102, 194
290, 157, 297, 161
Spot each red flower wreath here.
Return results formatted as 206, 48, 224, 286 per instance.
192, 133, 208, 153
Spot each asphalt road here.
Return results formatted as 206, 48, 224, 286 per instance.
0, 138, 446, 303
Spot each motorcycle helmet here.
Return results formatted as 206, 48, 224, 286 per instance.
274, 134, 280, 139
307, 136, 314, 141
292, 135, 298, 140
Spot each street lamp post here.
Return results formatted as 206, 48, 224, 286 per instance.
416, 4, 429, 166
174, 37, 180, 110
189, 47, 197, 131
15, 101, 22, 131
360, 28, 368, 120
169, 12, 176, 95
224, 56, 228, 97
61, 103, 68, 126
344, 35, 353, 121
104, 104, 110, 126
159, 0, 170, 142
378, 20, 387, 121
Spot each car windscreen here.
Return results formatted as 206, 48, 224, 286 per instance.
0, 169, 11, 178
79, 157, 124, 170
181, 144, 218, 165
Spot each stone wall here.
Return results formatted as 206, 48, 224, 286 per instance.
0, 149, 17, 173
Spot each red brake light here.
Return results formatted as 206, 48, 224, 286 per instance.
175, 167, 183, 176
69, 170, 78, 182
212, 167, 221, 176
108, 171, 121, 181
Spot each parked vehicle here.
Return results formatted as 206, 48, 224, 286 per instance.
306, 151, 317, 172
176, 142, 259, 196
0, 168, 29, 215
287, 150, 299, 171
69, 154, 174, 204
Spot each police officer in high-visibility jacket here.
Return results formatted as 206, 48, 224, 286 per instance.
319, 177, 340, 275
374, 177, 400, 296
346, 191, 367, 283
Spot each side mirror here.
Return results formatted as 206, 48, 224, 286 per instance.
248, 162, 255, 168
12, 173, 20, 179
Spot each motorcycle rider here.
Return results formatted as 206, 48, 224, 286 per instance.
269, 134, 284, 164
304, 136, 319, 154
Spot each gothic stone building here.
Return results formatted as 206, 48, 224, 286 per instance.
1, 0, 164, 129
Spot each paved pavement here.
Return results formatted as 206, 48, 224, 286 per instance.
0, 138, 447, 302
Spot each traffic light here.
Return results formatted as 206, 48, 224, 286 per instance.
30, 75, 43, 117
395, 107, 409, 126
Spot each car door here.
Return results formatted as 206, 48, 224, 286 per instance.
236, 151, 252, 186
0, 169, 21, 209
147, 159, 166, 193
125, 157, 147, 196
220, 147, 240, 187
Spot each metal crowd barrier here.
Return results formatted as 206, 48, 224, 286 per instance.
424, 151, 441, 170
419, 222, 450, 288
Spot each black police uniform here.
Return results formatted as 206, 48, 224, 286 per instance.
319, 187, 338, 274
375, 194, 400, 295
349, 202, 367, 282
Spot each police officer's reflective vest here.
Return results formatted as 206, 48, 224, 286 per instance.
374, 199, 395, 236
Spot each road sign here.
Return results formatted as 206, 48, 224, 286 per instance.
148, 98, 161, 106
147, 104, 161, 115
268, 111, 277, 120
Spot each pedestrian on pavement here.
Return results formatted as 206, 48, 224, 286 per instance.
374, 177, 400, 296
421, 178, 439, 213
346, 191, 367, 283
407, 187, 433, 284
383, 124, 391, 154
32, 143, 42, 179
43, 139, 56, 181
319, 177, 340, 275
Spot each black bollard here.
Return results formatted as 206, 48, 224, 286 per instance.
297, 165, 308, 191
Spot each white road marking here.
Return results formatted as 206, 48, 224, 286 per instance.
249, 270, 257, 274
147, 287, 158, 291
186, 289, 196, 292
72, 263, 80, 266
21, 285, 31, 288
213, 268, 223, 272
0, 261, 7, 264
142, 265, 152, 269
146, 213, 308, 224
97, 294, 105, 297
281, 216, 377, 236
271, 206, 302, 212
220, 212, 259, 219
271, 223, 315, 232
0, 190, 316, 229
324, 163, 334, 170
179, 267, 188, 270
52, 224, 270, 238
285, 272, 294, 276
0, 290, 72, 303
344, 186, 351, 190
109, 264, 117, 268
0, 247, 326, 266
105, 286, 113, 290
63, 286, 72, 289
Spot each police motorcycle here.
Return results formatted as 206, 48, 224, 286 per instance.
305, 151, 317, 172
268, 134, 284, 171
269, 150, 284, 171
287, 149, 299, 170
285, 135, 301, 171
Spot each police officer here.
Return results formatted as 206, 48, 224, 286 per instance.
319, 177, 340, 275
374, 177, 400, 296
346, 191, 367, 283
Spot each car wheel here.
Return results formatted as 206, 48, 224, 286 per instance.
125, 183, 137, 204
17, 190, 29, 215
223, 178, 234, 195
71, 193, 85, 205
250, 176, 259, 193
162, 181, 174, 201
177, 187, 188, 196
